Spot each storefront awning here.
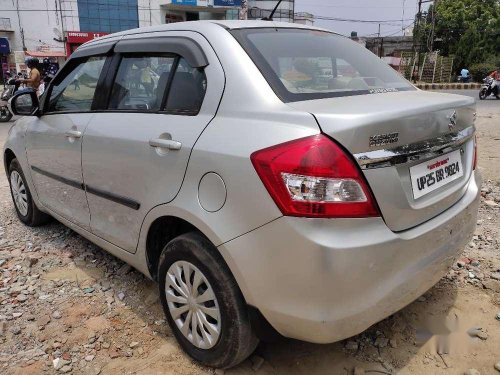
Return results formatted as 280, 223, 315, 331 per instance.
25, 50, 66, 58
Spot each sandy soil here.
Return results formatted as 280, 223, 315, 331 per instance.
0, 95, 499, 375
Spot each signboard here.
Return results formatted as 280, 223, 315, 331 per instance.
66, 31, 109, 44
172, 0, 197, 5
14, 51, 25, 64
214, 0, 241, 6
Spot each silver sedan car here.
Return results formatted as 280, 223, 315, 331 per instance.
4, 21, 480, 368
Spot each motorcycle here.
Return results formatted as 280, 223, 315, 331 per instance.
0, 77, 21, 122
457, 74, 471, 83
479, 76, 499, 100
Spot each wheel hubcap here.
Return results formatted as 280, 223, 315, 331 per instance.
165, 261, 221, 349
10, 171, 28, 216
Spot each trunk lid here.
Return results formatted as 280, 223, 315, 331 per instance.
288, 91, 476, 231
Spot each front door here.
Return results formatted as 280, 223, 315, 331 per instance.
81, 32, 225, 252
26, 56, 107, 229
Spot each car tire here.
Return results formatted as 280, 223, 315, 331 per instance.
8, 158, 50, 226
158, 232, 258, 369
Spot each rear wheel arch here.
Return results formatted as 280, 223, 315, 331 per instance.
144, 214, 251, 301
145, 215, 217, 280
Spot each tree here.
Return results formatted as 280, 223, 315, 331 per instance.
432, 0, 499, 71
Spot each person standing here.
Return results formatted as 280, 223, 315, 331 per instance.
460, 67, 470, 83
19, 57, 42, 95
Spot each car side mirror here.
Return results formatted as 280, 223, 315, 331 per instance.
8, 89, 40, 116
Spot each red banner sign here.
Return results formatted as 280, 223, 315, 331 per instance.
66, 31, 109, 44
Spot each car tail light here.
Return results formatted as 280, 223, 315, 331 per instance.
251, 134, 380, 218
472, 136, 477, 170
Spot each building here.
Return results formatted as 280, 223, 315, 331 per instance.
158, 1, 295, 24
160, 0, 240, 22
0, 0, 164, 77
248, 0, 294, 23
293, 12, 314, 26
364, 36, 414, 58
0, 0, 300, 79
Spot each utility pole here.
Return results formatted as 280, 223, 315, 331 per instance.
15, 0, 26, 51
413, 0, 435, 82
378, 23, 381, 58
239, 0, 248, 20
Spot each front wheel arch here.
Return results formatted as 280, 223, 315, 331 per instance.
3, 148, 16, 176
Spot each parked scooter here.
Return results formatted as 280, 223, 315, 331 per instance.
0, 77, 21, 122
479, 76, 499, 100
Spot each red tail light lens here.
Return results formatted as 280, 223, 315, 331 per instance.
251, 134, 380, 218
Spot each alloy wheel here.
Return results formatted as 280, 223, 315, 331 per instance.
10, 171, 29, 216
165, 260, 221, 350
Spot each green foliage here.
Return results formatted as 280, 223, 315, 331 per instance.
426, 0, 499, 72
469, 62, 497, 81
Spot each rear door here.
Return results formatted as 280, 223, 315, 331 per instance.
81, 32, 225, 252
26, 55, 108, 229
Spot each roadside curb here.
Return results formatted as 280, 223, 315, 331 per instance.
416, 83, 481, 90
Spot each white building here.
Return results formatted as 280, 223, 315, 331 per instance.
0, 0, 301, 79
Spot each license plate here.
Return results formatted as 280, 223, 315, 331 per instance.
410, 150, 463, 199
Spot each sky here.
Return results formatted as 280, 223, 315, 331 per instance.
294, 0, 428, 37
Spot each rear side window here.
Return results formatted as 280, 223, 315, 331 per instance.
231, 28, 415, 102
48, 56, 106, 112
109, 55, 175, 111
108, 55, 206, 115
165, 58, 207, 115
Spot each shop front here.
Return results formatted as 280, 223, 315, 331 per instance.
0, 37, 10, 83
160, 0, 241, 23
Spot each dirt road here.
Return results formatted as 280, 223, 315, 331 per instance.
1, 92, 499, 375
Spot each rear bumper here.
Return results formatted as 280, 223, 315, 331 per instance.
219, 170, 481, 343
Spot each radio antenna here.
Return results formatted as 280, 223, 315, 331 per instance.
262, 0, 284, 21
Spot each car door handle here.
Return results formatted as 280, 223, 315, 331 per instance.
64, 130, 82, 138
149, 138, 182, 150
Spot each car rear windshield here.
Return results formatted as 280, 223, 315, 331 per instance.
230, 28, 415, 102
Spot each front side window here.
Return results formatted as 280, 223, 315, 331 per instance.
231, 28, 415, 102
108, 55, 175, 111
48, 56, 106, 112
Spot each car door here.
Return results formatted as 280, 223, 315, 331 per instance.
81, 32, 225, 252
26, 55, 108, 229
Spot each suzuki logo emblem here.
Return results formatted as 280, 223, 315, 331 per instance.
448, 110, 457, 131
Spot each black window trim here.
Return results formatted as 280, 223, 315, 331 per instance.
113, 36, 209, 68
42, 36, 209, 117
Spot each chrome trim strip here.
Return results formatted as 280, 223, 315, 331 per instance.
354, 126, 475, 170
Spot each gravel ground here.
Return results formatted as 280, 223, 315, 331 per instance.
1, 98, 499, 375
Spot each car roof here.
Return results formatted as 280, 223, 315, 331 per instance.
81, 20, 339, 48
